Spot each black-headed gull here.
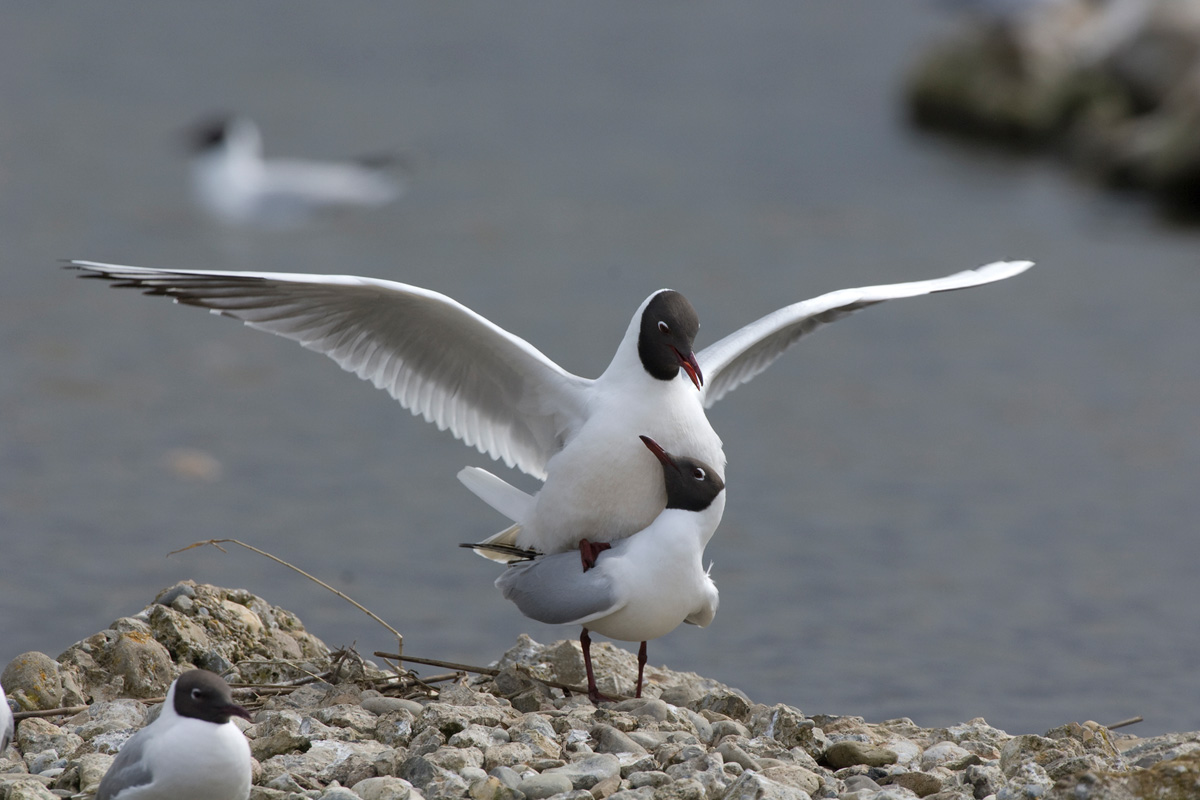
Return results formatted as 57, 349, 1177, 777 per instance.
70, 258, 1032, 561
95, 670, 252, 800
187, 114, 403, 228
0, 681, 13, 754
473, 434, 725, 702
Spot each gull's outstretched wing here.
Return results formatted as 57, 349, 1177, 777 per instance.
70, 261, 593, 478
697, 260, 1033, 406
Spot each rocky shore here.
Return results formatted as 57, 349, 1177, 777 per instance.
906, 0, 1200, 220
1, 582, 1198, 800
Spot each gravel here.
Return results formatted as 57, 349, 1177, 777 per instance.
1, 581, 1196, 800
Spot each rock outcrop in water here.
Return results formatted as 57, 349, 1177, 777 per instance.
1, 581, 1198, 800
906, 0, 1200, 220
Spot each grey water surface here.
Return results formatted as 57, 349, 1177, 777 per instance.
2, 3, 1198, 736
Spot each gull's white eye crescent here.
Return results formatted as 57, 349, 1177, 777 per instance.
191, 688, 203, 700
692, 467, 706, 480
658, 321, 670, 335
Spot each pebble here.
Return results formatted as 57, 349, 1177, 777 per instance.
0, 582, 1195, 800
518, 772, 575, 798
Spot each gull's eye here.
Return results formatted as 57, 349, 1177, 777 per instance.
191, 688, 203, 700
658, 321, 670, 335
692, 467, 706, 481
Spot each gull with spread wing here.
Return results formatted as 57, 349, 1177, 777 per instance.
70, 258, 1032, 562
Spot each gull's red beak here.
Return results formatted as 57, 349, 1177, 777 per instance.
639, 435, 674, 467
673, 348, 703, 390
225, 702, 253, 722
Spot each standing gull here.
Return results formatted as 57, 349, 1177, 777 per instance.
187, 114, 403, 229
469, 434, 725, 702
69, 258, 1032, 562
95, 670, 252, 800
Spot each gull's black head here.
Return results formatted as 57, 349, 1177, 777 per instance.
173, 669, 252, 725
640, 435, 724, 512
637, 290, 703, 389
185, 115, 233, 154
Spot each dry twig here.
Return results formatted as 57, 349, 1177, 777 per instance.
170, 538, 404, 656
373, 650, 624, 700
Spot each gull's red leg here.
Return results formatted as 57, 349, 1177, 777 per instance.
636, 641, 648, 698
579, 539, 611, 572
580, 628, 612, 703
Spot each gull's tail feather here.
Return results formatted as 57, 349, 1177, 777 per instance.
457, 466, 534, 522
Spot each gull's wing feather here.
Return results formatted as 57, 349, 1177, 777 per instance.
496, 553, 622, 626
70, 261, 593, 478
697, 260, 1033, 406
95, 727, 154, 800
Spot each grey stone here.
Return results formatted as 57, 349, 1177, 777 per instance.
374, 714, 416, 747
963, 763, 1002, 798
823, 740, 898, 769
657, 685, 701, 708
73, 698, 149, 742
398, 756, 442, 789
627, 771, 672, 789
315, 704, 385, 736
468, 775, 523, 800
879, 770, 944, 797
450, 724, 510, 750
70, 752, 115, 796
665, 752, 730, 798
841, 774, 881, 793
516, 772, 574, 799
249, 787, 290, 800
592, 725, 647, 755
709, 719, 750, 742
95, 629, 174, 698
753, 705, 825, 757
489, 766, 523, 790
14, 718, 83, 761
484, 742, 535, 771
648, 777, 705, 800
606, 788, 655, 800
542, 753, 621, 790
617, 753, 658, 778
426, 744, 484, 773
408, 727, 447, 757
508, 728, 560, 760
154, 582, 197, 607
715, 741, 760, 771
920, 742, 972, 771
249, 711, 312, 760
723, 770, 812, 800
3, 780, 60, 800
610, 699, 670, 723
627, 730, 670, 751
689, 691, 751, 722
352, 776, 417, 800
1, 653, 64, 711
361, 695, 424, 716
321, 786, 362, 800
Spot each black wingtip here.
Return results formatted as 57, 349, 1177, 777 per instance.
459, 542, 541, 561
